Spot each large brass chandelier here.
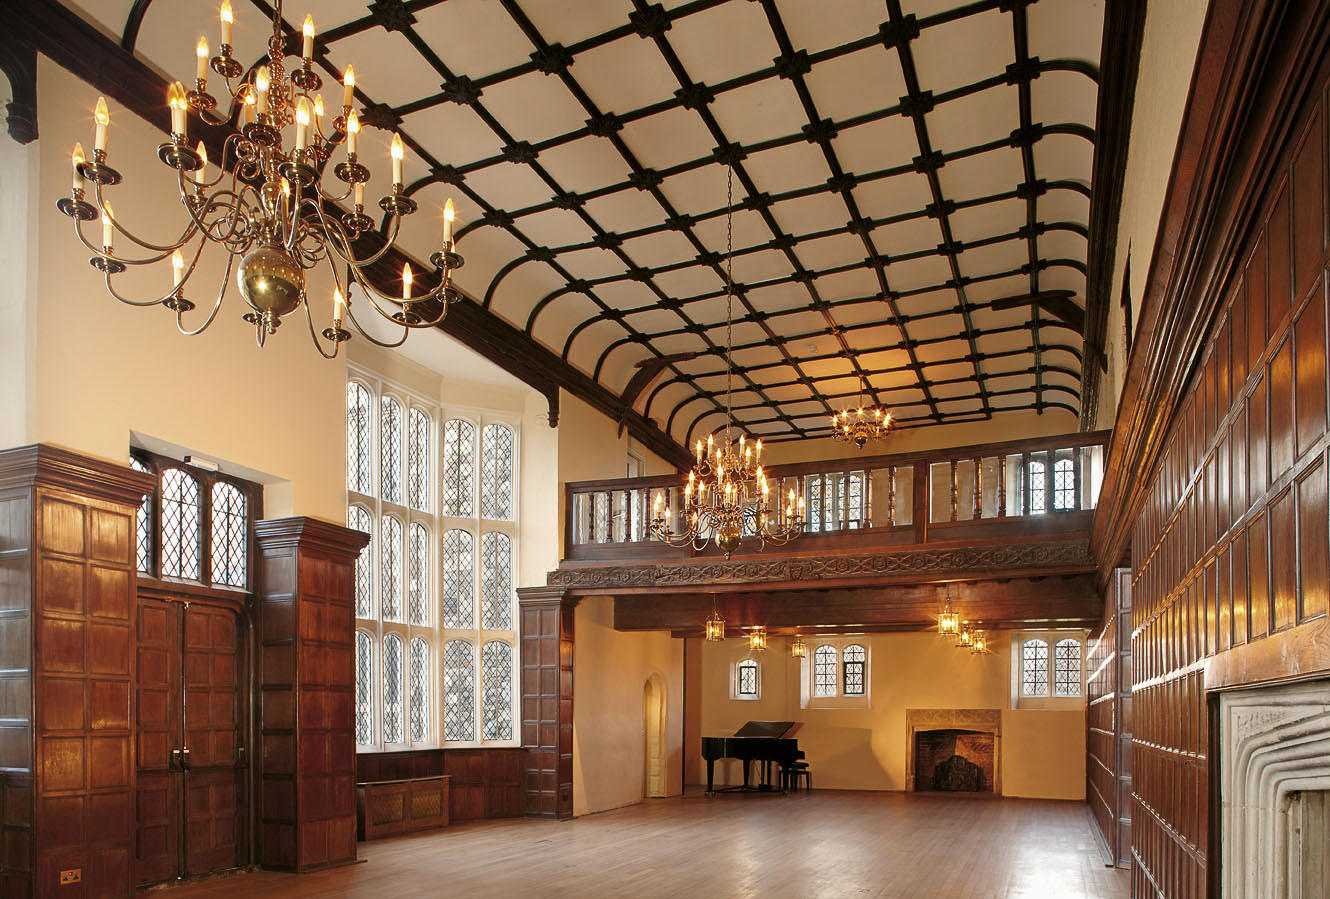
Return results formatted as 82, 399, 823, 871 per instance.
649, 165, 804, 558
831, 372, 892, 449
56, 0, 461, 356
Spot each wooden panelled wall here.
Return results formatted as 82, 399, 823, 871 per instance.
1126, 72, 1330, 896
1086, 568, 1132, 868
355, 749, 523, 821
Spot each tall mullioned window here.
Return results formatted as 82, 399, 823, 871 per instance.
349, 367, 519, 750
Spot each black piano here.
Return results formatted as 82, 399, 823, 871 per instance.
701, 721, 804, 793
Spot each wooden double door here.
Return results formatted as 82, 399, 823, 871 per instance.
135, 596, 249, 886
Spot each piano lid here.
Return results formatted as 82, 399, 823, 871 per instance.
734, 721, 799, 738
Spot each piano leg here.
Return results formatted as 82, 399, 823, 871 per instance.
742, 760, 750, 790
706, 758, 715, 794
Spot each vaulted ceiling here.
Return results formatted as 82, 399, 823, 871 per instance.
72, 0, 1109, 449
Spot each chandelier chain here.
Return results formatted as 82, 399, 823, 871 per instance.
724, 162, 734, 443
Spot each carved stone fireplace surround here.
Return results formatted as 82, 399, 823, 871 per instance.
905, 708, 1002, 796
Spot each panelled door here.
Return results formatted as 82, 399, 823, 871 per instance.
134, 596, 247, 887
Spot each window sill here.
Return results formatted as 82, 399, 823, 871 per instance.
801, 695, 870, 710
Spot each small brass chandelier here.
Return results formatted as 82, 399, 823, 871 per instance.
704, 595, 726, 642
57, 0, 462, 356
969, 630, 989, 654
650, 164, 804, 558
831, 373, 892, 449
747, 626, 768, 653
790, 635, 808, 658
938, 586, 961, 636
956, 622, 974, 649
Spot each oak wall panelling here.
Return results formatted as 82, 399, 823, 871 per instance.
0, 445, 152, 899
516, 586, 575, 819
1087, 567, 1132, 868
354, 748, 525, 824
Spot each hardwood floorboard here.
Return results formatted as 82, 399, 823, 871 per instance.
158, 791, 1128, 898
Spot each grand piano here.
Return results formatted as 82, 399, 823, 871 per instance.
701, 721, 804, 793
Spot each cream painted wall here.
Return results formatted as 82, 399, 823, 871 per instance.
0, 122, 38, 450
572, 596, 684, 816
1097, 0, 1210, 427
694, 631, 1085, 800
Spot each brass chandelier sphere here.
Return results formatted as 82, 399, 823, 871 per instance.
237, 245, 305, 329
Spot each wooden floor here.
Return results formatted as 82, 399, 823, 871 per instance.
163, 791, 1129, 898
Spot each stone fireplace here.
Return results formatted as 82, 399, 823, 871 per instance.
906, 709, 1001, 795
1219, 679, 1330, 897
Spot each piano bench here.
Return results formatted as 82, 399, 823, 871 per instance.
785, 765, 812, 792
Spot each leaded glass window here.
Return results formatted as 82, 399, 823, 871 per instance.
348, 380, 373, 494
805, 474, 823, 533
1053, 458, 1075, 511
481, 641, 513, 740
442, 419, 475, 517
480, 424, 514, 520
381, 396, 403, 504
1022, 639, 1049, 697
1028, 460, 1047, 514
348, 506, 373, 619
442, 529, 474, 628
481, 531, 512, 630
1054, 638, 1082, 697
160, 468, 202, 580
443, 640, 475, 741
130, 456, 152, 574
843, 644, 866, 695
737, 659, 758, 696
380, 516, 403, 622
383, 633, 403, 744
211, 482, 247, 587
409, 637, 430, 742
408, 522, 428, 626
813, 645, 837, 697
408, 408, 431, 512
355, 631, 373, 746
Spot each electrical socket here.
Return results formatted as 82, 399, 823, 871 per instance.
59, 868, 82, 884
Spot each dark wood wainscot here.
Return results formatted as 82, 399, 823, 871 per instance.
356, 776, 450, 841
356, 749, 523, 823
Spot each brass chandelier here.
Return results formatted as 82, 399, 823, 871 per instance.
650, 165, 804, 558
831, 373, 892, 449
57, 0, 462, 357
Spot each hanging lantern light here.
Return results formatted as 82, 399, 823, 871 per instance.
956, 622, 973, 649
789, 635, 808, 658
704, 594, 725, 642
970, 630, 988, 654
938, 586, 960, 636
747, 626, 768, 653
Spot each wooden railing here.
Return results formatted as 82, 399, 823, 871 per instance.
563, 431, 1109, 560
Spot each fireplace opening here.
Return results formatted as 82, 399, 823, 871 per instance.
913, 728, 995, 792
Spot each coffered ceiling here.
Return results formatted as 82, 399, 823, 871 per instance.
72, 0, 1108, 448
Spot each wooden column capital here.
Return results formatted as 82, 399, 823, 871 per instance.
0, 443, 153, 507
516, 584, 578, 607
253, 516, 369, 559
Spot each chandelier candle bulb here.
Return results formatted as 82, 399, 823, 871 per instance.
333, 288, 345, 323
343, 66, 355, 109
313, 94, 324, 122
195, 37, 209, 86
71, 143, 84, 193
443, 197, 455, 245
169, 82, 188, 137
255, 67, 269, 115
171, 249, 183, 287
345, 109, 359, 154
93, 97, 109, 153
219, 0, 232, 46
401, 262, 412, 300
353, 181, 365, 208
301, 15, 315, 62
101, 204, 114, 250
241, 90, 254, 126
294, 97, 310, 152
195, 143, 207, 184
391, 133, 404, 186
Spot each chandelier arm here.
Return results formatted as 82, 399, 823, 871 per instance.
175, 252, 235, 337
73, 216, 194, 267
100, 269, 191, 308
298, 290, 344, 360
338, 295, 411, 349
339, 254, 453, 325
318, 209, 407, 270
88, 179, 200, 255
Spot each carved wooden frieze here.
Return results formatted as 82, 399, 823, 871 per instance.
549, 539, 1092, 590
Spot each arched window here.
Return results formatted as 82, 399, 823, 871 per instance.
409, 637, 430, 743
737, 659, 759, 697
1053, 458, 1075, 511
481, 532, 513, 630
443, 639, 475, 741
442, 419, 475, 517
408, 522, 428, 626
480, 423, 514, 520
355, 631, 373, 746
383, 633, 404, 744
211, 481, 247, 587
348, 506, 373, 619
1054, 638, 1082, 697
442, 529, 474, 628
407, 408, 431, 511
380, 516, 403, 622
129, 456, 153, 573
481, 641, 513, 740
347, 380, 373, 494
1028, 460, 1047, 514
380, 395, 403, 504
843, 644, 866, 695
813, 645, 838, 697
1021, 638, 1050, 697
160, 468, 202, 580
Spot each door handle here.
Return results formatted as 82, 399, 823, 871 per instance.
171, 747, 182, 769
180, 746, 191, 771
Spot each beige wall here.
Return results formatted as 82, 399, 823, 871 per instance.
572, 596, 684, 815
693, 631, 1084, 800
0, 124, 38, 450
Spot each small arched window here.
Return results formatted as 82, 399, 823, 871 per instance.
129, 456, 153, 574
383, 633, 404, 744
737, 659, 759, 697
843, 644, 867, 696
407, 408, 431, 512
1028, 460, 1046, 515
1054, 638, 1082, 697
380, 516, 403, 622
481, 641, 513, 740
480, 532, 513, 629
211, 481, 247, 587
408, 522, 429, 626
442, 529, 475, 628
442, 419, 476, 517
409, 637, 430, 743
347, 380, 373, 494
355, 631, 373, 746
1021, 638, 1049, 697
348, 506, 373, 619
160, 468, 202, 580
813, 645, 838, 697
1053, 458, 1075, 511
481, 423, 514, 520
380, 395, 403, 504
443, 639, 475, 741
